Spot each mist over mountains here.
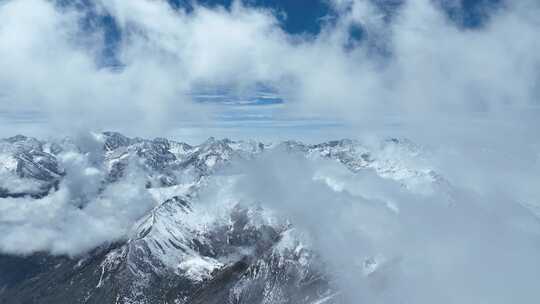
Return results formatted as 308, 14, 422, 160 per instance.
1, 132, 539, 303
1, 0, 540, 303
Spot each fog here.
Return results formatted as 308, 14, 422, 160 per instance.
226, 147, 540, 304
1, 133, 539, 301
1, 0, 539, 302
0, 136, 156, 256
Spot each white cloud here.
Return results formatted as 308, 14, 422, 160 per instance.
226, 148, 540, 304
0, 0, 537, 141
0, 145, 156, 256
0, 1, 539, 301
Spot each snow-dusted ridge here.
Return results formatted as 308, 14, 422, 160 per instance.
0, 132, 441, 304
0, 133, 437, 199
3, 132, 539, 304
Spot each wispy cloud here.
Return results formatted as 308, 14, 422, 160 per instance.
0, 0, 538, 141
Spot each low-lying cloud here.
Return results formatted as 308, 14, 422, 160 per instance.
0, 132, 538, 302
1, 1, 539, 301
228, 148, 540, 304
0, 143, 156, 256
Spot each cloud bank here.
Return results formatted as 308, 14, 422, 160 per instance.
228, 148, 540, 304
0, 0, 538, 140
0, 139, 156, 256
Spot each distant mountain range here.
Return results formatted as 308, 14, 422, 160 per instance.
0, 132, 440, 304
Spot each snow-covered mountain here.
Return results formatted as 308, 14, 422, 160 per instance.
0, 132, 440, 304
0, 135, 64, 198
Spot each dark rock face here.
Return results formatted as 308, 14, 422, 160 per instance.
0, 198, 332, 304
0, 245, 121, 304
103, 131, 135, 151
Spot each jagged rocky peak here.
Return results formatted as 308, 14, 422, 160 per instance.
199, 136, 233, 151
312, 138, 356, 148
278, 140, 309, 152
169, 140, 194, 158
0, 132, 435, 198
134, 138, 177, 170
100, 133, 268, 187
4, 134, 28, 143
0, 132, 440, 304
1, 134, 43, 152
102, 131, 135, 151
151, 137, 171, 150
30, 132, 433, 180
307, 139, 373, 171
0, 135, 63, 198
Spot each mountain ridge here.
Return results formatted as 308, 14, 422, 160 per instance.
0, 132, 437, 304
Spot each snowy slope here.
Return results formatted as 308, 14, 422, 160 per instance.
0, 132, 442, 304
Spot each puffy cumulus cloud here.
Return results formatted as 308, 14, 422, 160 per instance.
0, 0, 538, 140
0, 0, 293, 136
308, 0, 540, 134
0, 143, 156, 256
391, 0, 540, 114
226, 149, 540, 304
0, 0, 200, 135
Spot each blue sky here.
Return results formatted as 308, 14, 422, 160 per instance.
62, 0, 505, 67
